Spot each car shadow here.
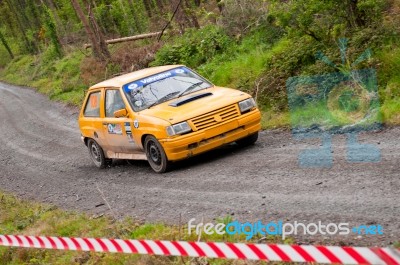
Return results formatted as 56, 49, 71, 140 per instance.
170, 143, 256, 171
110, 143, 258, 174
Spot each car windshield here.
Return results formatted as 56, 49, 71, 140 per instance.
123, 67, 212, 111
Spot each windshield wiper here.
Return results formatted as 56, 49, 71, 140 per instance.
177, 81, 204, 98
147, 91, 180, 109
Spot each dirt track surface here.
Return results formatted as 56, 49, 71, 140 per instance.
0, 82, 398, 246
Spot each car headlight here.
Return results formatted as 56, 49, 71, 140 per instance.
238, 98, 256, 113
166, 121, 192, 136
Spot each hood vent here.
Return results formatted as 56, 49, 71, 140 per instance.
169, 92, 213, 107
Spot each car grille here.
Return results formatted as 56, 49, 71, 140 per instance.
190, 104, 240, 131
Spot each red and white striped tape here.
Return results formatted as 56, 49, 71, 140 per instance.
0, 235, 399, 264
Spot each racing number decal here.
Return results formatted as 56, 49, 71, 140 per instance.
90, 94, 98, 108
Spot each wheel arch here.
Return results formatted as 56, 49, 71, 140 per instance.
141, 134, 153, 147
84, 137, 89, 146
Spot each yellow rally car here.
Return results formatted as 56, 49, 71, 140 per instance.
78, 65, 261, 173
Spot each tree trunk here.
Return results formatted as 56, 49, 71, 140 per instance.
127, 0, 143, 33
26, 0, 42, 30
0, 30, 14, 59
16, 0, 41, 52
41, 3, 63, 58
184, 0, 200, 29
84, 31, 161, 48
87, 2, 111, 59
2, 9, 18, 39
45, 0, 66, 37
216, 0, 224, 13
16, 0, 34, 29
5, 0, 36, 53
71, 0, 110, 61
346, 0, 365, 28
155, 0, 164, 8
143, 0, 152, 17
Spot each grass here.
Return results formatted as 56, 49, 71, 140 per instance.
0, 49, 86, 106
0, 47, 13, 69
381, 98, 400, 125
0, 191, 290, 264
0, 35, 21, 69
261, 110, 290, 129
375, 45, 400, 125
198, 36, 290, 92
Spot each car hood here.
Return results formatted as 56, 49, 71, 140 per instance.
138, 86, 250, 124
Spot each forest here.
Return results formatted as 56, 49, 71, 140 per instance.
0, 0, 399, 128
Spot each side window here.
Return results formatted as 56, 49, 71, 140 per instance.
105, 89, 126, 117
84, 91, 101, 117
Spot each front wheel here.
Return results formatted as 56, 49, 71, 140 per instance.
236, 132, 259, 147
144, 135, 170, 173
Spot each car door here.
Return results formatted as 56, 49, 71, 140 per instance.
102, 88, 140, 154
80, 89, 108, 148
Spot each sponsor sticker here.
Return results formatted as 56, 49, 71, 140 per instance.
133, 119, 139, 128
127, 134, 135, 143
128, 83, 138, 90
124, 122, 132, 134
107, 123, 123, 135
123, 67, 188, 93
175, 68, 185, 74
124, 122, 135, 143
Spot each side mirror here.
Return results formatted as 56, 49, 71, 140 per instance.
114, 108, 128, 118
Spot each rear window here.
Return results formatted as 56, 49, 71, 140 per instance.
84, 91, 101, 117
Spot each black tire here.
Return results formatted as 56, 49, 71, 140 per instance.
144, 135, 170, 173
236, 132, 259, 147
87, 138, 109, 169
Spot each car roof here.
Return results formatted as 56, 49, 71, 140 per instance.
89, 65, 184, 90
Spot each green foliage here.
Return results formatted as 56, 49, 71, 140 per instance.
380, 98, 400, 124
42, 5, 63, 58
198, 27, 284, 89
150, 0, 400, 126
338, 90, 361, 112
270, 0, 388, 43
1, 54, 35, 84
94, 2, 123, 35
0, 0, 153, 61
0, 34, 18, 68
93, 0, 149, 36
261, 110, 290, 129
0, 29, 13, 60
151, 25, 232, 67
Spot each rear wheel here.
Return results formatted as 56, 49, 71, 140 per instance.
144, 135, 170, 173
87, 139, 110, 168
236, 132, 259, 147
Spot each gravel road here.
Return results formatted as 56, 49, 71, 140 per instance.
0, 82, 398, 246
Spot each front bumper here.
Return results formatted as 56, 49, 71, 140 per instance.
160, 109, 261, 161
